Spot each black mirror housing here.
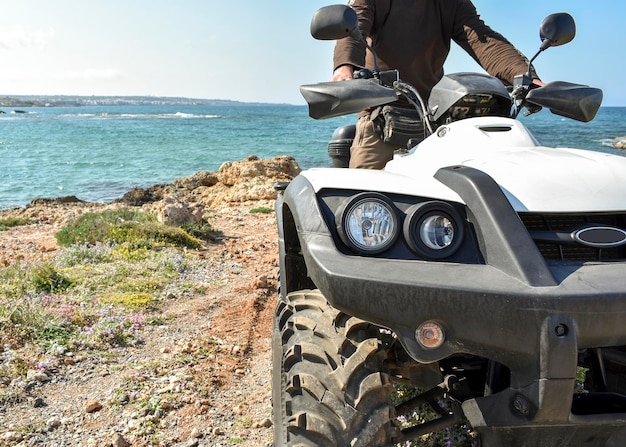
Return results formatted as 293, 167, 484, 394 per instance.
310, 5, 359, 40
539, 13, 576, 50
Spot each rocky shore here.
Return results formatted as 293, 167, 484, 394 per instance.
612, 136, 626, 149
0, 155, 301, 447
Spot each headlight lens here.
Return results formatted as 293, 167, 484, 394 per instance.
404, 201, 464, 259
338, 193, 399, 254
420, 215, 455, 249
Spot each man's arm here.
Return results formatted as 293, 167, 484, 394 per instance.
332, 0, 377, 77
452, 0, 539, 86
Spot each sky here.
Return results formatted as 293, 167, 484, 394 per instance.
0, 1, 624, 106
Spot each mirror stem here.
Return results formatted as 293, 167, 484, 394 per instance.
352, 30, 380, 74
525, 49, 542, 78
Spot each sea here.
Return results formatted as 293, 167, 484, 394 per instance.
1, 103, 625, 210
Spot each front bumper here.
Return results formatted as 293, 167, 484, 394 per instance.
277, 171, 626, 442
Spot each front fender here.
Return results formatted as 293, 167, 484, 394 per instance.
275, 175, 325, 297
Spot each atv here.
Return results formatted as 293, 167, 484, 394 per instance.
272, 5, 626, 446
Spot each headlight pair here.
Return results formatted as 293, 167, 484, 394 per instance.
336, 193, 464, 259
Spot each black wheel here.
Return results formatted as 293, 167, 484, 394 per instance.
272, 289, 397, 447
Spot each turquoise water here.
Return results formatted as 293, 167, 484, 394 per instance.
1, 104, 624, 210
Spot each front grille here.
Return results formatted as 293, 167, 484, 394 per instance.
518, 213, 626, 261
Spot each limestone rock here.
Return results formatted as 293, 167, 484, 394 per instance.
26, 369, 50, 383
174, 170, 218, 190
28, 196, 85, 207
46, 416, 62, 429
190, 427, 202, 438
154, 196, 204, 226
173, 155, 301, 208
217, 155, 300, 186
119, 185, 167, 206
112, 433, 131, 447
85, 400, 103, 413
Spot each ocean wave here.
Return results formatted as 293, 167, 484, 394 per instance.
601, 137, 626, 149
61, 112, 221, 120
601, 138, 616, 147
170, 112, 220, 119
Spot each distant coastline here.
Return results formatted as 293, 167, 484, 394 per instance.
0, 95, 287, 108
0, 95, 621, 109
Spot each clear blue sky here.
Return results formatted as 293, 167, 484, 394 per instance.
1, 1, 624, 105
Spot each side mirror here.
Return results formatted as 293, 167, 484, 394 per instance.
524, 12, 576, 78
310, 5, 360, 41
539, 13, 576, 50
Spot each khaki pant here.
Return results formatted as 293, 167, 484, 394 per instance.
349, 115, 403, 169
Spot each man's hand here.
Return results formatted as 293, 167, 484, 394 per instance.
331, 65, 355, 81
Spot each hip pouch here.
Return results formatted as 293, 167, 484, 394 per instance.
373, 105, 425, 147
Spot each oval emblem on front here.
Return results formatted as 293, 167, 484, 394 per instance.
573, 226, 626, 248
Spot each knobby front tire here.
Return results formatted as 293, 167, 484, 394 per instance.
272, 289, 397, 447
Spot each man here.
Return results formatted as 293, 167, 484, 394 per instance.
332, 0, 542, 169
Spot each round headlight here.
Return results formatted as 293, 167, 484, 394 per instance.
338, 193, 399, 254
404, 201, 464, 259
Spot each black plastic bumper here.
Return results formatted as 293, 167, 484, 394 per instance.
277, 172, 626, 442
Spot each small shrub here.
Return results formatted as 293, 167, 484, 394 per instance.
57, 242, 114, 267
181, 220, 223, 242
134, 223, 202, 249
79, 311, 146, 348
0, 299, 70, 349
249, 206, 274, 215
0, 355, 32, 403
56, 208, 203, 249
39, 325, 73, 348
118, 277, 163, 294
112, 243, 150, 262
100, 292, 155, 310
55, 208, 155, 246
0, 264, 30, 299
108, 388, 132, 406
0, 217, 30, 231
30, 264, 74, 293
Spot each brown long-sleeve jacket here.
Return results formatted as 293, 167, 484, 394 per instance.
333, 0, 535, 100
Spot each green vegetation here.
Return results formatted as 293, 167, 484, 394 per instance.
0, 208, 220, 404
55, 208, 204, 248
30, 264, 75, 293
100, 292, 155, 310
0, 217, 30, 231
181, 219, 223, 242
249, 206, 274, 215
